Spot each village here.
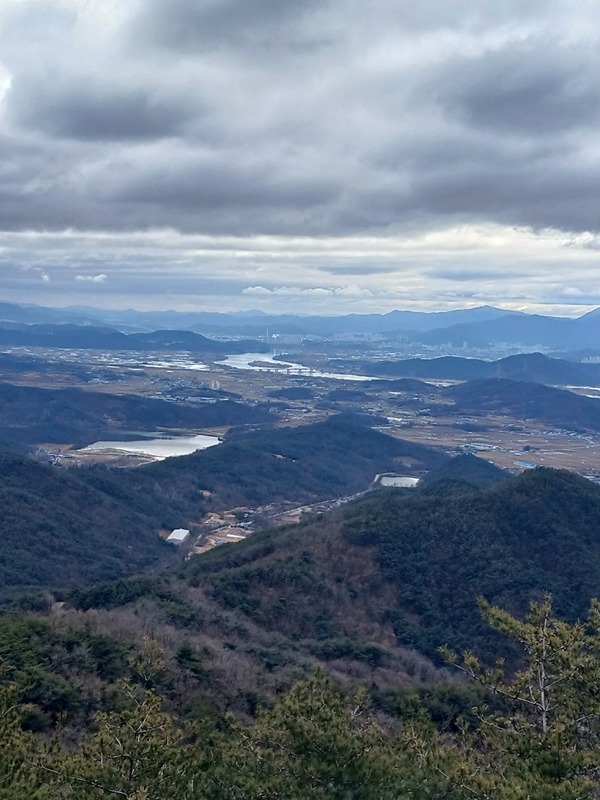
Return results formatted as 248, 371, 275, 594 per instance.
164, 473, 410, 555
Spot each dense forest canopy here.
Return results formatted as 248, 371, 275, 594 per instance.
3, 397, 600, 796
181, 467, 600, 664
2, 597, 600, 798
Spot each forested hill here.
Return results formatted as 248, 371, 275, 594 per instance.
447, 378, 600, 432
5, 461, 600, 798
0, 416, 448, 595
356, 352, 600, 386
0, 451, 176, 594
0, 382, 274, 447
184, 467, 600, 663
343, 467, 600, 656
419, 453, 509, 490
126, 414, 448, 510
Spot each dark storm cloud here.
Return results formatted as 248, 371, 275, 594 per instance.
0, 0, 599, 239
433, 39, 600, 135
1, 0, 600, 312
7, 76, 199, 141
136, 0, 324, 55
111, 157, 338, 213
412, 152, 600, 233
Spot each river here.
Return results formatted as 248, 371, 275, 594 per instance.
216, 352, 376, 381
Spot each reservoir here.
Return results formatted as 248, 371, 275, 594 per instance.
80, 433, 220, 460
378, 475, 420, 488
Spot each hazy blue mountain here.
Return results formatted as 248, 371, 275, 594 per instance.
359, 352, 600, 386
78, 304, 527, 335
0, 301, 529, 336
414, 312, 600, 351
0, 323, 268, 354
3, 300, 600, 348
0, 302, 98, 326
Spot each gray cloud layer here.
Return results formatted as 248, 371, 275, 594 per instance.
1, 0, 600, 312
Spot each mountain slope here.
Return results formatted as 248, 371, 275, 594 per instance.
183, 468, 600, 664
420, 453, 509, 491
127, 414, 448, 511
0, 417, 448, 597
0, 383, 274, 447
356, 353, 600, 387
343, 468, 600, 656
0, 451, 175, 594
414, 313, 600, 351
447, 378, 600, 431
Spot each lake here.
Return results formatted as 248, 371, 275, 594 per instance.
80, 433, 220, 460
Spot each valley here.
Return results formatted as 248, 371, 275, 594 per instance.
4, 303, 600, 796
4, 2, 600, 791
5, 337, 600, 483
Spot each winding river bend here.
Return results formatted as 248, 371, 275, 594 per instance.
216, 352, 376, 381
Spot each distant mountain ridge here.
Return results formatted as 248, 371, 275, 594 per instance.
0, 302, 98, 326
358, 352, 600, 386
1, 300, 598, 352
0, 322, 268, 354
0, 301, 530, 336
413, 312, 600, 350
61, 303, 529, 335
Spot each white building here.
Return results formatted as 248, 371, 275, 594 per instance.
166, 528, 190, 546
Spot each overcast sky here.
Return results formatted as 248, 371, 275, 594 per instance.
1, 0, 600, 316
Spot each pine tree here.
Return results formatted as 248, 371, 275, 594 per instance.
408, 595, 600, 799
207, 669, 411, 799
0, 677, 53, 799
51, 678, 198, 799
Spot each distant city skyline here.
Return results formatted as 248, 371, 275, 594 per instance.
1, 1, 600, 317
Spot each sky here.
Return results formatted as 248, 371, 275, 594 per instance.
1, 0, 600, 317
